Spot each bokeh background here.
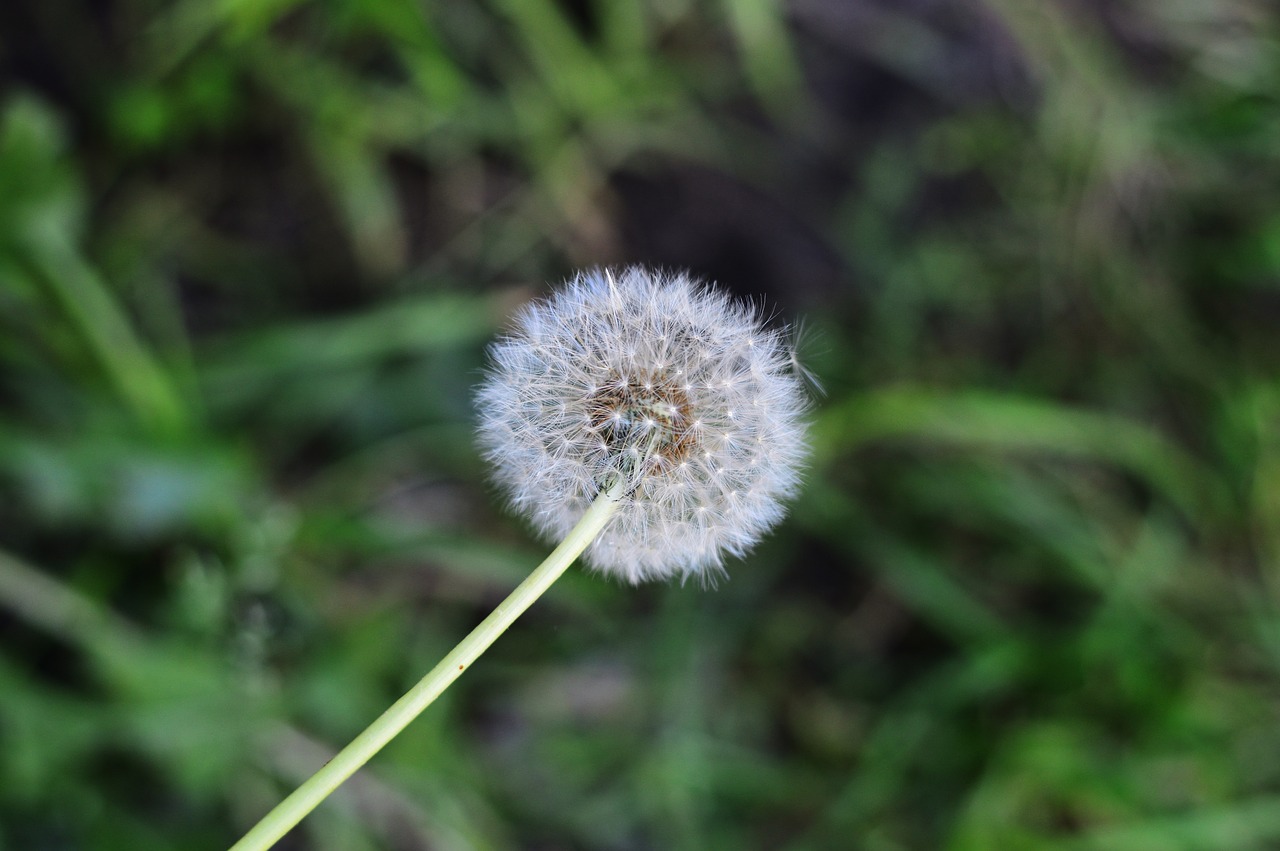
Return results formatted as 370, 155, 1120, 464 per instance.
2, 1, 1280, 849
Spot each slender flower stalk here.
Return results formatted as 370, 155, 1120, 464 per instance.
229, 267, 808, 849
230, 482, 622, 851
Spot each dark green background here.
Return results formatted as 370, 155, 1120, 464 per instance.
2, 2, 1279, 849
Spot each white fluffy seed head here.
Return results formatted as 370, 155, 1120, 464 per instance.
476, 267, 810, 584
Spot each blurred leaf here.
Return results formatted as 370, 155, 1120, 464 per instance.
0, 429, 253, 539
814, 388, 1227, 526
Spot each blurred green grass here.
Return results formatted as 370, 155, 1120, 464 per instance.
2, 1, 1280, 849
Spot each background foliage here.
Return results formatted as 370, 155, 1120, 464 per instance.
2, 1, 1280, 849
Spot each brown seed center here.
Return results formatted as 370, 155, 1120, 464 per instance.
586, 371, 697, 473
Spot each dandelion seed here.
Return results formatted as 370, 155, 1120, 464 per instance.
477, 266, 810, 583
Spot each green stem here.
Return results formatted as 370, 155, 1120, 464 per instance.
230, 485, 623, 851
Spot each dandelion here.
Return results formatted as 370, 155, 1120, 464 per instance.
477, 266, 809, 583
230, 267, 809, 850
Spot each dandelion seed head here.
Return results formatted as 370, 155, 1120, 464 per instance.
476, 267, 809, 584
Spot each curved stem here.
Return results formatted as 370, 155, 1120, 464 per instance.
230, 486, 623, 851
